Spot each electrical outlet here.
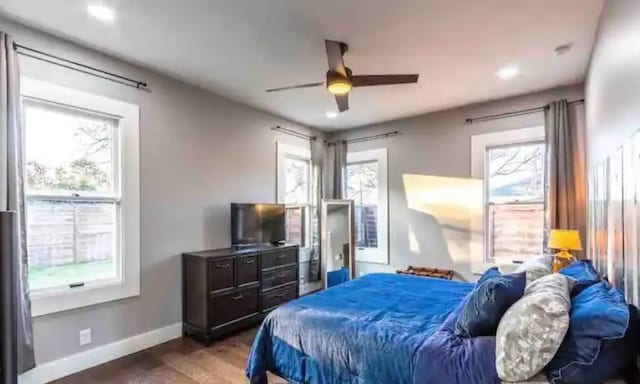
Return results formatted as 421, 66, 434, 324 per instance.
79, 328, 92, 346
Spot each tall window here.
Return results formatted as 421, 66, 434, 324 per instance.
22, 78, 140, 316
486, 141, 545, 262
277, 143, 311, 252
24, 100, 119, 291
347, 148, 388, 264
471, 127, 546, 271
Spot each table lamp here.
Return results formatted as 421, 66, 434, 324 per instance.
548, 229, 582, 272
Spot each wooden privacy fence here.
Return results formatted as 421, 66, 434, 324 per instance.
26, 200, 114, 268
488, 202, 545, 261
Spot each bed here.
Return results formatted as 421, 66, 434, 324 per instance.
246, 273, 493, 384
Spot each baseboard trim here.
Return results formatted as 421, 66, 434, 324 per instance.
19, 322, 182, 384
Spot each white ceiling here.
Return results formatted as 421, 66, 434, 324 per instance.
0, 0, 603, 130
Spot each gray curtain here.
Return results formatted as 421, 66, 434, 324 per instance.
308, 139, 324, 282
323, 140, 347, 199
0, 31, 35, 379
545, 100, 587, 257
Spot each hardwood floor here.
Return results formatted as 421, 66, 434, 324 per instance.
52, 328, 285, 384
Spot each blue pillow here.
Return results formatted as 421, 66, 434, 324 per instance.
559, 260, 600, 295
477, 267, 502, 285
546, 281, 635, 384
455, 272, 526, 338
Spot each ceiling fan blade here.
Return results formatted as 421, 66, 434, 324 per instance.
325, 40, 347, 76
335, 94, 349, 113
351, 74, 419, 87
265, 82, 324, 92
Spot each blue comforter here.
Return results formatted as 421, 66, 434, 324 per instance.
246, 273, 477, 384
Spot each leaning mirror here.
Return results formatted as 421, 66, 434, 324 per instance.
321, 199, 355, 289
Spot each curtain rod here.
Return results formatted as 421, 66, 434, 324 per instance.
271, 125, 318, 141
465, 99, 585, 124
13, 43, 149, 90
328, 130, 400, 145
346, 130, 400, 144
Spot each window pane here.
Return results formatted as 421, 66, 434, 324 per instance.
285, 206, 305, 247
488, 203, 545, 262
347, 161, 379, 248
284, 156, 310, 204
27, 199, 117, 290
487, 142, 545, 203
24, 99, 117, 195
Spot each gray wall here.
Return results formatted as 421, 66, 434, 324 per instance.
0, 18, 321, 365
586, 0, 640, 166
333, 84, 584, 282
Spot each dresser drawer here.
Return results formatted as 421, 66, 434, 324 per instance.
262, 248, 297, 269
262, 264, 298, 290
236, 254, 258, 286
210, 287, 259, 327
261, 283, 297, 311
209, 257, 235, 292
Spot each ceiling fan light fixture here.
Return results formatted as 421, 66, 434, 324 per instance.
326, 72, 352, 95
327, 79, 352, 95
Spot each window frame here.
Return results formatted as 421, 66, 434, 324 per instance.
276, 142, 312, 261
21, 77, 140, 317
346, 148, 389, 265
470, 126, 545, 274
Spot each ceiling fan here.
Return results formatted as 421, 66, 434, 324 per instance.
265, 40, 419, 113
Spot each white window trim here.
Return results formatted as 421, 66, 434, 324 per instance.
347, 147, 389, 265
21, 77, 140, 317
470, 126, 545, 274
276, 142, 312, 262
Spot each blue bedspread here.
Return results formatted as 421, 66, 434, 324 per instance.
246, 273, 474, 384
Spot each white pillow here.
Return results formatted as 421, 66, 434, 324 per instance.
513, 255, 552, 274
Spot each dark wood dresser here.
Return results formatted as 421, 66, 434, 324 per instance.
182, 244, 299, 345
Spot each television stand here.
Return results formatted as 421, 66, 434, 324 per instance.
182, 244, 300, 345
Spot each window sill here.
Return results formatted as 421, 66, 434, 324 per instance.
31, 278, 140, 317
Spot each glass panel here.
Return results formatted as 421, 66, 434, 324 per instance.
487, 142, 545, 203
488, 202, 545, 262
24, 99, 117, 195
284, 156, 310, 204
285, 206, 305, 247
347, 161, 378, 248
26, 199, 117, 290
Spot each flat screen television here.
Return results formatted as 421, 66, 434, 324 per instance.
231, 203, 286, 245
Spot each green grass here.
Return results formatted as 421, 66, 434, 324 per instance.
29, 259, 115, 290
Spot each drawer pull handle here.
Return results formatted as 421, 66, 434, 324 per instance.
242, 259, 255, 264
216, 263, 231, 269
230, 294, 244, 301
276, 254, 286, 259
276, 272, 287, 278
273, 293, 286, 298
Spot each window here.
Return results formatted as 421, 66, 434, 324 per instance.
277, 143, 312, 258
21, 78, 140, 316
347, 148, 388, 264
471, 127, 546, 272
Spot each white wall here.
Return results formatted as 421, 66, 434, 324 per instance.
0, 18, 321, 365
586, 0, 640, 166
333, 84, 584, 282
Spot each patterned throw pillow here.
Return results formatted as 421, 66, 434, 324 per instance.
495, 274, 574, 382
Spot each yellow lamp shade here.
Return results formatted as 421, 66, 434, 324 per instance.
548, 229, 583, 251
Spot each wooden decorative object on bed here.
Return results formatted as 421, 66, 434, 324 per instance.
397, 266, 454, 280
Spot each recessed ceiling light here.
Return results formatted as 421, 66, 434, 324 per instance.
87, 4, 116, 23
496, 65, 520, 80
325, 111, 339, 119
554, 43, 573, 55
